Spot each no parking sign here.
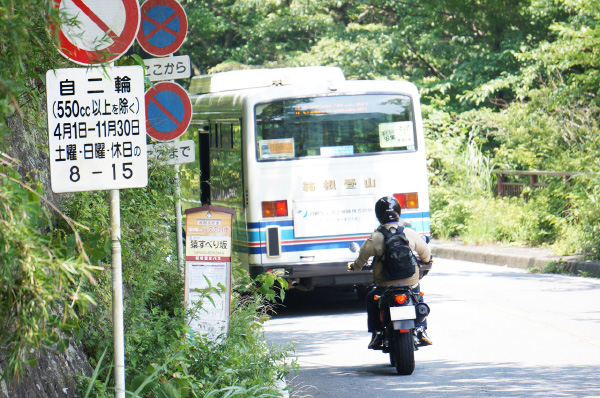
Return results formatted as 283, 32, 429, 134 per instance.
137, 0, 188, 57
145, 82, 192, 142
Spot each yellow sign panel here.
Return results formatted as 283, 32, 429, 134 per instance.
185, 208, 233, 261
259, 138, 295, 159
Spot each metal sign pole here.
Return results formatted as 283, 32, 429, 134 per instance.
175, 163, 184, 270
109, 189, 126, 398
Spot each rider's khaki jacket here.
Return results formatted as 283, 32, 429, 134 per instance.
350, 222, 431, 286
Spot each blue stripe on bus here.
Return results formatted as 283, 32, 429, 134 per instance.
247, 220, 294, 229
236, 213, 431, 254
242, 239, 369, 255
243, 219, 430, 244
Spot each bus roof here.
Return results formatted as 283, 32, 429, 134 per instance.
189, 66, 345, 94
188, 68, 421, 119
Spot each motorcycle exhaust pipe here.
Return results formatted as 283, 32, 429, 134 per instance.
415, 303, 430, 324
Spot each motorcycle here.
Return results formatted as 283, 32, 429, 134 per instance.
349, 236, 432, 375
372, 284, 430, 375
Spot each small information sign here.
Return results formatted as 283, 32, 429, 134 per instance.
46, 66, 147, 193
148, 140, 195, 165
144, 55, 191, 82
184, 206, 235, 339
379, 121, 415, 149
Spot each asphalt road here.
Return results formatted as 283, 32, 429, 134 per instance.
264, 258, 600, 398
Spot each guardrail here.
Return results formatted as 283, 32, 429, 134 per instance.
492, 170, 581, 197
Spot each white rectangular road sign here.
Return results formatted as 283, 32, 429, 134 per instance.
144, 55, 191, 82
46, 66, 147, 193
147, 140, 195, 165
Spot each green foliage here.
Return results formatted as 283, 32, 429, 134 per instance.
0, 0, 65, 137
61, 163, 183, 375
60, 161, 294, 396
423, 0, 600, 258
3, 0, 600, 393
80, 268, 294, 398
0, 154, 98, 379
528, 260, 572, 275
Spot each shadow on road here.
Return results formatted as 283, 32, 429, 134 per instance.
270, 287, 366, 318
286, 361, 600, 397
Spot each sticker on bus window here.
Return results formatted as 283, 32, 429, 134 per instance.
320, 145, 354, 156
259, 138, 295, 159
379, 121, 415, 149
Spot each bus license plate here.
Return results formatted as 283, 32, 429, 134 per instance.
389, 306, 416, 321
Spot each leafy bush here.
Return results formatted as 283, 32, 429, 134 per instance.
80, 268, 294, 398
0, 154, 98, 379
60, 161, 294, 397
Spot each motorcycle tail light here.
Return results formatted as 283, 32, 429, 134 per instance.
394, 294, 407, 305
373, 295, 380, 301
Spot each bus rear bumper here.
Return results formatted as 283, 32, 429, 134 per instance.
250, 262, 374, 290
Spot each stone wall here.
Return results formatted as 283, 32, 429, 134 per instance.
0, 342, 93, 398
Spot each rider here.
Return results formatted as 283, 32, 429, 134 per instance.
349, 196, 432, 348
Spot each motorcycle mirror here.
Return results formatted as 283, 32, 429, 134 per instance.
349, 242, 360, 253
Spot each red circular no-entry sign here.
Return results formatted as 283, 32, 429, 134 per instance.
137, 0, 188, 57
53, 0, 140, 65
145, 82, 192, 142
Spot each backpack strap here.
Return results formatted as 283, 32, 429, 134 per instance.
378, 225, 404, 238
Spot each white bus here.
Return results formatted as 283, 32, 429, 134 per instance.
187, 66, 430, 292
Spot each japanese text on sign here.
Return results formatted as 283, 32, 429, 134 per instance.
147, 140, 195, 165
379, 121, 415, 149
46, 66, 147, 193
144, 55, 191, 82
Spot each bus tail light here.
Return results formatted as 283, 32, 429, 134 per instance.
262, 200, 288, 217
394, 192, 419, 209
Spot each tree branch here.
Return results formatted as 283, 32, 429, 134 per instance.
405, 36, 447, 79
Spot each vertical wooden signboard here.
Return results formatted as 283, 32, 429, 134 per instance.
184, 205, 235, 339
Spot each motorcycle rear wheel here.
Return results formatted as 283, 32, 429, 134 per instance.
392, 330, 415, 375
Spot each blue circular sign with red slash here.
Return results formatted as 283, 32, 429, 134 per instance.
145, 82, 192, 142
137, 0, 188, 57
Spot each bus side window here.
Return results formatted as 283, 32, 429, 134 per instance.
209, 122, 243, 205
210, 124, 218, 148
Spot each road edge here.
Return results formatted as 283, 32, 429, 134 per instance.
430, 240, 600, 278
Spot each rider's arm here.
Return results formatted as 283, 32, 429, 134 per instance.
350, 233, 378, 271
404, 227, 431, 263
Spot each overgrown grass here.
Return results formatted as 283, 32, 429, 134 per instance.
62, 163, 294, 397
79, 279, 295, 398
528, 260, 572, 275
426, 107, 600, 260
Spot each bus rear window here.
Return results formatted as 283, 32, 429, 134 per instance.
255, 94, 415, 160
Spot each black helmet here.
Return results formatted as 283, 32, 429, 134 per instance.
375, 196, 401, 224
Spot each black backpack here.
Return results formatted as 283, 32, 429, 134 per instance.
377, 226, 417, 279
